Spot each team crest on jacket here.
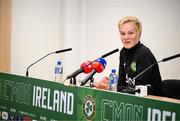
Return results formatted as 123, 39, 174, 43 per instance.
130, 62, 136, 72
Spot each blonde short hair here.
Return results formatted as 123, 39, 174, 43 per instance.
118, 16, 142, 34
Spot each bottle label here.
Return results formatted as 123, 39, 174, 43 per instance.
55, 67, 63, 74
109, 73, 118, 91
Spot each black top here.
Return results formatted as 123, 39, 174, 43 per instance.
117, 42, 165, 96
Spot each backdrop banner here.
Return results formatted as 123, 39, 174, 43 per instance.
0, 72, 179, 121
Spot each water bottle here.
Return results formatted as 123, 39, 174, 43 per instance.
55, 60, 63, 82
109, 69, 118, 91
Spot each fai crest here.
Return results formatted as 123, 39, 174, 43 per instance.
83, 95, 95, 120
130, 62, 136, 72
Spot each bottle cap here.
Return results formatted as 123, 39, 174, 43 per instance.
112, 69, 116, 73
57, 61, 61, 65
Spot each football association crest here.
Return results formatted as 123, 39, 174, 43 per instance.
83, 95, 95, 120
130, 62, 136, 72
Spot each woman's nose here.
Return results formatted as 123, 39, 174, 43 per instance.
124, 34, 129, 40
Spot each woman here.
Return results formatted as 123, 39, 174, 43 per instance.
117, 16, 164, 96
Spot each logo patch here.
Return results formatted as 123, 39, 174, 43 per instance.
130, 62, 136, 72
9, 113, 15, 120
2, 111, 8, 120
83, 95, 95, 120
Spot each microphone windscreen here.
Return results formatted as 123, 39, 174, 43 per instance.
93, 58, 107, 73
96, 58, 107, 68
80, 61, 93, 74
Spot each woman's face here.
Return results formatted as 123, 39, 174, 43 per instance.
119, 22, 141, 49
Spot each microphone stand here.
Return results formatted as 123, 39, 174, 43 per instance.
123, 53, 180, 94
69, 75, 94, 87
70, 77, 76, 85
123, 60, 162, 94
68, 48, 119, 85
26, 52, 55, 77
26, 48, 72, 77
132, 60, 162, 82
90, 77, 94, 87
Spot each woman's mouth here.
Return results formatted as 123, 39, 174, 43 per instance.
124, 41, 131, 44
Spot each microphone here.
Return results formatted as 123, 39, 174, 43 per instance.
80, 58, 107, 86
123, 53, 180, 95
66, 61, 93, 79
101, 48, 119, 58
162, 53, 180, 62
66, 48, 119, 80
26, 48, 72, 77
132, 53, 180, 82
55, 48, 72, 54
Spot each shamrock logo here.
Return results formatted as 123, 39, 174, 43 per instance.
83, 95, 95, 120
85, 101, 93, 116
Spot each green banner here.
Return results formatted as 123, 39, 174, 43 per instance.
0, 72, 179, 121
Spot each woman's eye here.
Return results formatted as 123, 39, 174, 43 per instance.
120, 32, 125, 35
128, 32, 134, 34
128, 31, 135, 35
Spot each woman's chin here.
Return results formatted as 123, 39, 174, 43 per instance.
124, 45, 133, 49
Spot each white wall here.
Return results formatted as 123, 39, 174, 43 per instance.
12, 0, 63, 81
86, 0, 180, 80
11, 0, 180, 82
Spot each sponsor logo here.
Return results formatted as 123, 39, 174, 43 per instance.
16, 115, 23, 121
2, 111, 8, 120
24, 116, 31, 121
9, 113, 15, 120
83, 95, 95, 120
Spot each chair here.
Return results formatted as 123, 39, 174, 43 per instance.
162, 79, 180, 99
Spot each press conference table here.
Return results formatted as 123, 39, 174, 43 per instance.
94, 85, 180, 104
146, 95, 180, 104
0, 72, 180, 120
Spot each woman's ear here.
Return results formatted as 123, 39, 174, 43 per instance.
139, 31, 142, 38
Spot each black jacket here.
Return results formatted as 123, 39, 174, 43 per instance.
117, 42, 165, 96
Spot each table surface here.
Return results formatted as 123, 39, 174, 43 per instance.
146, 95, 180, 104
